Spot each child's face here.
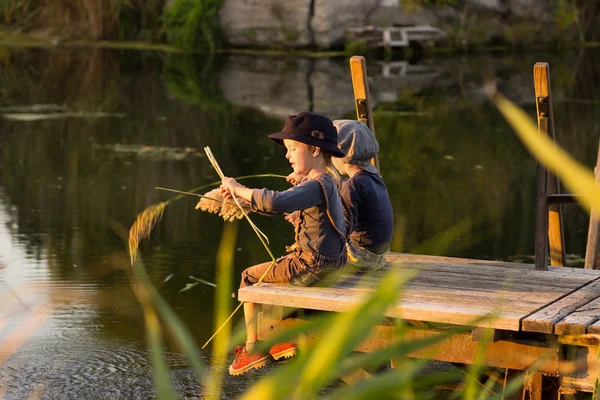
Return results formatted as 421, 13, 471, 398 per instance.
283, 139, 317, 175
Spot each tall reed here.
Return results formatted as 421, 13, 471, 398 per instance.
127, 173, 285, 265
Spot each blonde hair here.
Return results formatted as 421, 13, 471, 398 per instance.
321, 151, 342, 189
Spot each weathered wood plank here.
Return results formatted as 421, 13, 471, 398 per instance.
521, 279, 600, 334
240, 253, 600, 334
389, 267, 588, 290
534, 62, 565, 268
554, 297, 600, 335
241, 284, 530, 330
585, 143, 600, 270
260, 318, 560, 374
385, 253, 599, 277
344, 264, 592, 292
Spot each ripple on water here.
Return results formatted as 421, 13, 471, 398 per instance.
0, 337, 206, 399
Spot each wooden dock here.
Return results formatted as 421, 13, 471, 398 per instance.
346, 25, 446, 49
239, 253, 600, 396
235, 59, 600, 398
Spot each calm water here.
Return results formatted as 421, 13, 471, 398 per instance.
0, 47, 598, 399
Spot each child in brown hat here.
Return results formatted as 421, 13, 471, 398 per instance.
331, 120, 393, 272
220, 112, 347, 375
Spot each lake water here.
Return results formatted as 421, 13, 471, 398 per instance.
0, 46, 598, 399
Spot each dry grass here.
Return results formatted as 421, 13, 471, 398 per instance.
195, 188, 251, 222
128, 201, 167, 265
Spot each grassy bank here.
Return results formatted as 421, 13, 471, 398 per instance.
1, 0, 598, 55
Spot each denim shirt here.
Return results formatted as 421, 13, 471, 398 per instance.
250, 174, 347, 265
342, 171, 394, 255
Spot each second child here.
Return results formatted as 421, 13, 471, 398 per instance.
332, 120, 394, 272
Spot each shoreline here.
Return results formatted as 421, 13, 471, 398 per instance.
0, 31, 598, 56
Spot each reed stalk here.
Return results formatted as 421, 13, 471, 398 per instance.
201, 146, 280, 350
204, 147, 270, 244
487, 85, 600, 214
127, 173, 285, 265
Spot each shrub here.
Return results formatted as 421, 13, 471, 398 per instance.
163, 0, 223, 52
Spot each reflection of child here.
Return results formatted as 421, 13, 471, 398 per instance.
332, 120, 394, 272
220, 112, 347, 376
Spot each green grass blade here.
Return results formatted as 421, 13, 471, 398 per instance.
204, 222, 238, 400
322, 360, 431, 400
242, 270, 408, 400
132, 257, 178, 399
491, 91, 600, 214
335, 324, 471, 378
132, 255, 206, 380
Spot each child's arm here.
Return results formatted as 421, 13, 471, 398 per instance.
221, 177, 253, 201
222, 176, 324, 214
286, 172, 308, 186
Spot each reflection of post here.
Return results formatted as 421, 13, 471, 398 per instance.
533, 62, 565, 270
585, 143, 600, 269
350, 56, 380, 175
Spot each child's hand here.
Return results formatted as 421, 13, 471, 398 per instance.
285, 211, 298, 226
221, 177, 242, 199
286, 172, 306, 186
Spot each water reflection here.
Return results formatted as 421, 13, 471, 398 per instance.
0, 47, 598, 398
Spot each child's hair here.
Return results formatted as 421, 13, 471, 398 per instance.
320, 149, 342, 189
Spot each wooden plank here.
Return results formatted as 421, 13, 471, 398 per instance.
241, 284, 531, 331
533, 62, 566, 268
383, 264, 592, 288
383, 260, 593, 283
342, 275, 580, 298
585, 142, 600, 269
583, 317, 600, 334
345, 271, 583, 295
521, 278, 600, 334
385, 253, 600, 277
554, 297, 600, 335
350, 56, 380, 174
263, 319, 560, 374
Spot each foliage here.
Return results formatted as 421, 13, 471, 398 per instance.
163, 53, 227, 108
344, 39, 370, 57
117, 0, 166, 41
399, 0, 458, 11
163, 0, 223, 52
489, 88, 600, 213
0, 0, 37, 26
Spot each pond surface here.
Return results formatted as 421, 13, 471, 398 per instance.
0, 47, 598, 399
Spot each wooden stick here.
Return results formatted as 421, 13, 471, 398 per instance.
533, 62, 566, 269
584, 142, 600, 269
201, 146, 280, 350
204, 146, 269, 244
350, 55, 380, 175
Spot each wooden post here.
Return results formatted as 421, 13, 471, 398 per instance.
533, 63, 566, 269
349, 56, 381, 175
584, 142, 600, 269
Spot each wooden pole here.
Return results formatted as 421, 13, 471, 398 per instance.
584, 142, 600, 269
533, 63, 566, 269
349, 56, 380, 175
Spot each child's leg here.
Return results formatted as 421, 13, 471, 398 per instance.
240, 260, 290, 348
240, 260, 301, 288
244, 302, 258, 345
230, 258, 303, 375
236, 257, 305, 355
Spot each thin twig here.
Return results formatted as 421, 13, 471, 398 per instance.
155, 187, 239, 207
201, 147, 281, 350
204, 147, 270, 245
